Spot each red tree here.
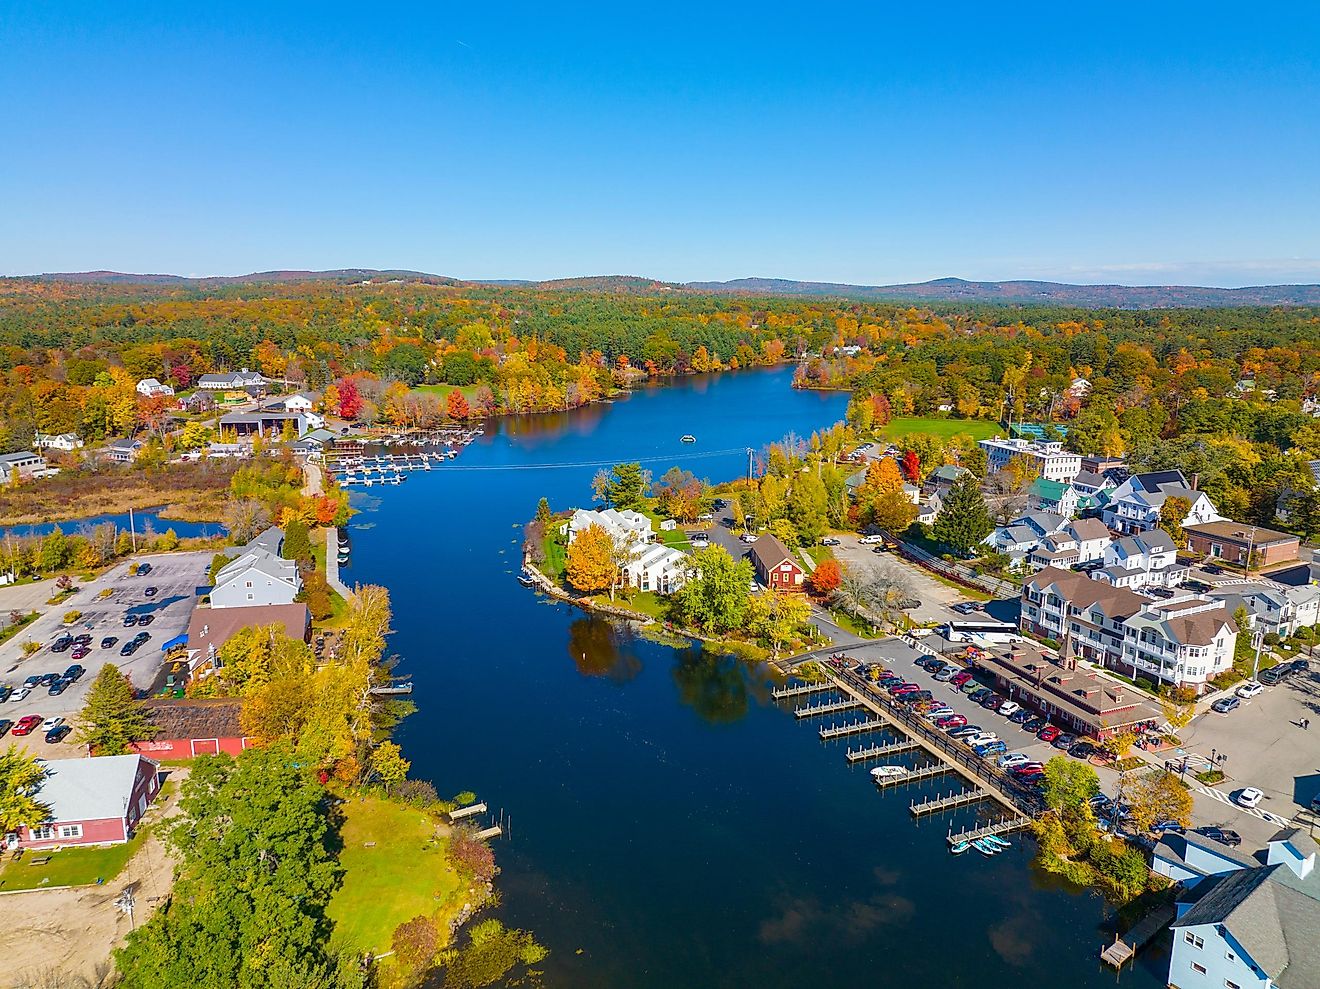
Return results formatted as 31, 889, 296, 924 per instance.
337, 378, 364, 419
447, 388, 471, 420
809, 558, 842, 596
901, 450, 920, 481
870, 393, 892, 426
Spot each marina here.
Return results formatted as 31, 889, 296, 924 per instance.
325, 426, 484, 486
792, 697, 863, 719
844, 738, 922, 762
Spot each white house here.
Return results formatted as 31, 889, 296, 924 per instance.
33, 432, 84, 452
210, 528, 302, 608
0, 451, 48, 483
978, 437, 1082, 483
103, 438, 144, 464
1102, 470, 1222, 535
984, 512, 1068, 561
1209, 581, 1320, 639
197, 369, 269, 391
136, 378, 175, 398
1119, 594, 1237, 692
1026, 518, 1112, 570
561, 508, 654, 548
623, 544, 688, 595
1092, 529, 1188, 590
1159, 828, 1320, 989
280, 392, 316, 413
1028, 477, 1079, 519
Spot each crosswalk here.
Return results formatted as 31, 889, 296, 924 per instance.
1188, 779, 1292, 827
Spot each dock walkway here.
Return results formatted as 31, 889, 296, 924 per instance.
947, 816, 1033, 845
872, 763, 953, 789
771, 682, 834, 701
1100, 904, 1177, 968
794, 698, 862, 719
819, 718, 887, 740
910, 789, 988, 816
845, 738, 921, 763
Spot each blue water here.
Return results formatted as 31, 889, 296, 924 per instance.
341, 368, 1166, 988
1, 511, 224, 540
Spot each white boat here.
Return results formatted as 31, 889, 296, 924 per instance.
680, 434, 697, 443
870, 765, 908, 779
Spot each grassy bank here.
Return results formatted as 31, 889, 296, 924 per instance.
327, 795, 466, 957
878, 416, 999, 441
0, 460, 238, 526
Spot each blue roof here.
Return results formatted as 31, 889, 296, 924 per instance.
161, 634, 187, 651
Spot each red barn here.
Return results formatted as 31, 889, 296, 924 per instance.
748, 534, 806, 591
130, 698, 253, 759
8, 754, 160, 850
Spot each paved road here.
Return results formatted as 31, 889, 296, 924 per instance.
0, 579, 59, 629
0, 551, 210, 729
830, 534, 972, 626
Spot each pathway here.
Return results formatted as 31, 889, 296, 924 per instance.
325, 528, 352, 601
302, 460, 324, 497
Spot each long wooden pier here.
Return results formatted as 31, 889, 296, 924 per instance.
947, 816, 1033, 845
872, 762, 953, 789
448, 802, 487, 821
794, 698, 862, 719
819, 718, 887, 740
910, 789, 989, 816
1100, 904, 1177, 968
845, 738, 921, 763
772, 681, 834, 701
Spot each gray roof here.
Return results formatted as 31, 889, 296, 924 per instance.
1017, 512, 1065, 537
1072, 470, 1109, 489
243, 527, 285, 556
1173, 864, 1320, 988
1067, 517, 1111, 541
36, 755, 152, 823
0, 451, 42, 466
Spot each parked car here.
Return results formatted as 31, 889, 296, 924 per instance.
1009, 708, 1033, 724
144, 586, 159, 597
1289, 658, 1310, 675
968, 688, 992, 703
859, 534, 884, 545
949, 725, 985, 739
138, 614, 155, 626
960, 680, 983, 694
1236, 787, 1264, 809
63, 665, 86, 682
923, 705, 955, 720
136, 562, 152, 576
101, 636, 118, 649
122, 614, 140, 627
37, 673, 60, 687
889, 683, 921, 695
1236, 681, 1264, 699
1022, 717, 1046, 732
134, 631, 151, 644
50, 637, 73, 653
951, 602, 979, 615
1069, 741, 1097, 759
1211, 696, 1241, 714
21, 675, 41, 690
11, 715, 42, 736
740, 533, 758, 543
1257, 665, 1286, 685
40, 716, 63, 732
999, 752, 1031, 769
9, 687, 30, 703
1053, 732, 1078, 749
1038, 725, 1062, 743
47, 679, 70, 696
974, 740, 1008, 758
45, 724, 72, 744
0, 719, 12, 737
936, 714, 968, 730
70, 645, 90, 661
1150, 820, 1185, 834
933, 667, 958, 682
1193, 826, 1242, 847
899, 690, 933, 704
950, 671, 974, 687
997, 701, 1021, 717
820, 537, 841, 547
72, 633, 92, 646
980, 693, 1005, 710
120, 641, 139, 656
0, 687, 10, 703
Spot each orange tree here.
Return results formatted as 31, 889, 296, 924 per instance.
565, 523, 616, 595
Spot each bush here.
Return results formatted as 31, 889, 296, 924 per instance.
396, 778, 439, 806
1134, 676, 1155, 692
449, 828, 498, 884
62, 610, 82, 624
20, 641, 41, 657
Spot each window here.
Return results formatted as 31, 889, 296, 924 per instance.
1184, 933, 1204, 949
1191, 963, 1207, 975
58, 824, 82, 839
30, 825, 55, 840
1224, 980, 1240, 989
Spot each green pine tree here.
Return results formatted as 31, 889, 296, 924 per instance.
930, 475, 994, 557
75, 664, 157, 755
282, 519, 313, 563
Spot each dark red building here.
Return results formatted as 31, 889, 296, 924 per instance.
748, 534, 806, 591
9, 754, 160, 850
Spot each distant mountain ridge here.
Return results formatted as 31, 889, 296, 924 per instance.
14, 269, 1320, 308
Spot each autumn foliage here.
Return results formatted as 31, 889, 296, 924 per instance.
808, 558, 842, 595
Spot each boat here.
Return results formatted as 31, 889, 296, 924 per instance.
517, 569, 536, 587
680, 434, 696, 443
971, 838, 1000, 856
949, 841, 971, 855
368, 682, 414, 696
869, 765, 908, 779
984, 835, 1012, 849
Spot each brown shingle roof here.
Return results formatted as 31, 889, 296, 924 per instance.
1025, 566, 1147, 620
750, 534, 797, 572
142, 698, 244, 740
186, 603, 310, 657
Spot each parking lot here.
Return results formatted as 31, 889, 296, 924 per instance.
0, 552, 210, 730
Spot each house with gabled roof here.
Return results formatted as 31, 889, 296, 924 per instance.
1093, 528, 1188, 590
1102, 470, 1222, 535
1119, 594, 1237, 692
1028, 476, 1079, 519
8, 754, 161, 849
748, 534, 805, 591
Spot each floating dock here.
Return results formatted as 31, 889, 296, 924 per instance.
794, 697, 863, 719
772, 681, 835, 701
947, 816, 1033, 845
819, 718, 888, 740
1100, 904, 1177, 968
845, 738, 922, 763
910, 789, 990, 817
448, 802, 487, 821
872, 762, 954, 789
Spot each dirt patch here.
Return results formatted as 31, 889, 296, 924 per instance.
0, 771, 184, 986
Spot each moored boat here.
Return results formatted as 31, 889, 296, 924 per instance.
949, 841, 971, 855
680, 434, 696, 443
869, 765, 908, 779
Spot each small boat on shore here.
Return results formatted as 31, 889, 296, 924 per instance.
869, 765, 908, 779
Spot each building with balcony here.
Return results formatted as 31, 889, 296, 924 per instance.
1119, 595, 1237, 693
1093, 529, 1189, 590
1102, 470, 1222, 535
978, 437, 1082, 483
1020, 566, 1147, 666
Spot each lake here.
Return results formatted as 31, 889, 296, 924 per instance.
341, 368, 1167, 988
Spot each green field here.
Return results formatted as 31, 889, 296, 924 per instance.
877, 417, 999, 441
327, 795, 465, 955
411, 383, 483, 402
0, 831, 142, 892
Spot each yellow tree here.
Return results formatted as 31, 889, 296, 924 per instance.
566, 524, 616, 596
1127, 771, 1194, 832
861, 457, 904, 499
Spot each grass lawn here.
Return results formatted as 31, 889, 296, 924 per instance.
411, 383, 483, 403
641, 508, 694, 550
328, 795, 465, 956
877, 416, 999, 441
607, 591, 670, 620
541, 530, 568, 584
0, 832, 144, 892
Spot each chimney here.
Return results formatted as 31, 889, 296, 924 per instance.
1191, 473, 1199, 491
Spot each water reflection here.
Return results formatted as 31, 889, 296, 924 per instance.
670, 649, 754, 725
568, 617, 643, 683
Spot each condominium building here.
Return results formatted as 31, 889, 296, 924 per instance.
979, 437, 1082, 483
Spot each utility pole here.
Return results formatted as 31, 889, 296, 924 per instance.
1245, 525, 1257, 575
1251, 629, 1265, 681
128, 507, 137, 553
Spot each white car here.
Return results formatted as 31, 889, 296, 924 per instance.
963, 732, 999, 747
859, 534, 884, 545
997, 701, 1021, 717
999, 752, 1030, 769
41, 716, 64, 732
821, 537, 841, 546
740, 533, 758, 543
1236, 681, 1264, 699
1236, 787, 1264, 809
9, 688, 30, 703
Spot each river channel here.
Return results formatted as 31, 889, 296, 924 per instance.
340, 367, 1166, 988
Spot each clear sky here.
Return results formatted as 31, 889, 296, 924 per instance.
3, 3, 1319, 286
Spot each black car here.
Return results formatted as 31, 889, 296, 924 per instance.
980, 693, 1005, 710
134, 631, 151, 644
1290, 658, 1311, 675
37, 673, 61, 687
0, 719, 12, 737
63, 664, 86, 681
50, 637, 73, 653
137, 614, 155, 626
899, 690, 934, 704
48, 679, 70, 696
120, 641, 139, 656
1194, 826, 1242, 847
144, 586, 158, 597
1053, 732, 1078, 749
968, 688, 992, 703
1023, 717, 1046, 733
72, 633, 92, 646
1069, 741, 1097, 759
101, 636, 118, 649
1258, 666, 1285, 685
137, 562, 152, 576
45, 724, 71, 744
1009, 709, 1033, 724
122, 614, 139, 627
0, 687, 10, 704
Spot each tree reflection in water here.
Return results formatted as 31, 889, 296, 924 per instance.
671, 648, 757, 725
568, 617, 642, 683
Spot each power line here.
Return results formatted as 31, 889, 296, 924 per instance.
425, 447, 749, 471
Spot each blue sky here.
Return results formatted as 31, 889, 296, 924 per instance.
3, 3, 1319, 285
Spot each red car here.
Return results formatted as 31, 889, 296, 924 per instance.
11, 715, 42, 737
1037, 725, 1062, 743
950, 672, 974, 687
889, 683, 920, 695
936, 714, 968, 729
